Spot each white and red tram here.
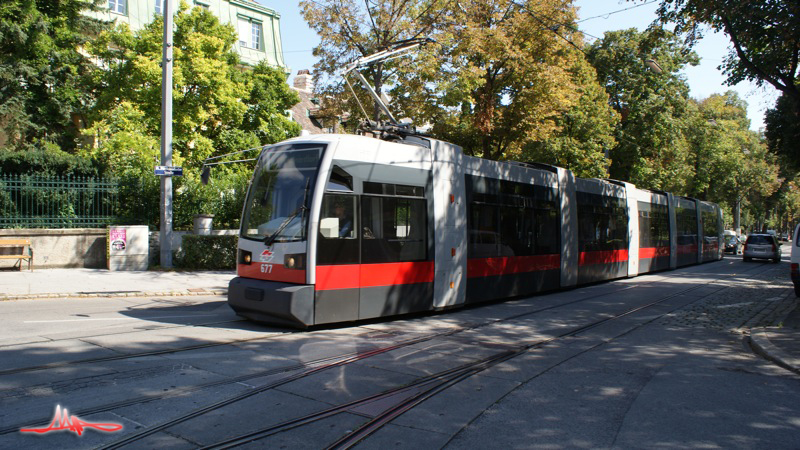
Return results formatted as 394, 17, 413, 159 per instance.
228, 133, 723, 328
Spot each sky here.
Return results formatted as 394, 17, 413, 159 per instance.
265, 0, 777, 131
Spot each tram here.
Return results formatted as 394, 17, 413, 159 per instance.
227, 132, 723, 328
225, 40, 722, 328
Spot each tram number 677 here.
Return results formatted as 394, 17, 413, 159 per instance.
260, 264, 273, 274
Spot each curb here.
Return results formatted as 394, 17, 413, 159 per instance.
748, 328, 800, 375
0, 289, 228, 301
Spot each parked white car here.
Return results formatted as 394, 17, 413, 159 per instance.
791, 223, 800, 296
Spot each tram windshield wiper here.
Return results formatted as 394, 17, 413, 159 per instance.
263, 178, 311, 246
264, 205, 306, 246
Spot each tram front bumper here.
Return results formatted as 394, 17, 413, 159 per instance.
228, 277, 315, 328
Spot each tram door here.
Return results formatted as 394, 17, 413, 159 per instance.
316, 193, 360, 323
316, 186, 432, 322
359, 183, 432, 320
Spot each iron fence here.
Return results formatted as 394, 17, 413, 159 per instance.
0, 175, 120, 228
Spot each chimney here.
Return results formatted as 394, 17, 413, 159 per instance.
293, 69, 314, 92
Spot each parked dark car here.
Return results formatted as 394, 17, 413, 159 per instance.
724, 234, 741, 254
743, 233, 781, 263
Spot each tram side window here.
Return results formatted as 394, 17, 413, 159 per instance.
317, 194, 358, 265
466, 175, 560, 258
702, 210, 719, 242
638, 202, 670, 248
576, 192, 628, 252
469, 203, 500, 258
533, 204, 559, 255
676, 205, 698, 246
361, 194, 427, 264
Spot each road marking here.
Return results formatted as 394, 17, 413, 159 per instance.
24, 314, 219, 323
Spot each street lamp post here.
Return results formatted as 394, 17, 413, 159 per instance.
160, 0, 174, 268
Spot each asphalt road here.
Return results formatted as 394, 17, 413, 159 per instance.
1, 254, 798, 449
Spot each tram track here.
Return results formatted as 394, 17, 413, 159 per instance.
0, 332, 286, 378
200, 278, 724, 450
87, 261, 775, 449
0, 317, 250, 350
0, 263, 696, 379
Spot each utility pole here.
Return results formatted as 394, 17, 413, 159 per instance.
160, 0, 174, 268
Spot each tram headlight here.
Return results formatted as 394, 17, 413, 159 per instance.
284, 253, 305, 270
238, 249, 252, 265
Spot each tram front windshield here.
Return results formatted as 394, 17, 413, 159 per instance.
240, 144, 323, 242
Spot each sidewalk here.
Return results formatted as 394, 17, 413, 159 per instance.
749, 300, 800, 375
0, 268, 235, 300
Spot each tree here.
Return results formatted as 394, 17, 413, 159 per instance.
587, 27, 699, 192
523, 55, 618, 178
655, 1, 800, 170
686, 91, 780, 231
83, 3, 301, 228
777, 178, 800, 233
0, 0, 106, 153
87, 3, 300, 168
403, 0, 590, 161
656, 0, 799, 103
300, 0, 446, 123
79, 102, 162, 225
302, 0, 616, 168
764, 93, 800, 171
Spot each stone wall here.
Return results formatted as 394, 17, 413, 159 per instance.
1, 228, 239, 269
0, 228, 108, 269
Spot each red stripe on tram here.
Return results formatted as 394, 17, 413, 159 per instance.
639, 246, 670, 259
467, 254, 560, 278
578, 249, 629, 266
316, 261, 435, 291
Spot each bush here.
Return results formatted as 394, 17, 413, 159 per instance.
0, 143, 97, 177
174, 234, 237, 270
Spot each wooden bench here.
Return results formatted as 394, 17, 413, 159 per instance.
0, 239, 33, 271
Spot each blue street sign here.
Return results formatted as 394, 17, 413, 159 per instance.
154, 166, 183, 176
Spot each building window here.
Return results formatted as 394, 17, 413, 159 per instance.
238, 19, 262, 50
155, 0, 162, 14
109, 0, 126, 14
251, 22, 261, 50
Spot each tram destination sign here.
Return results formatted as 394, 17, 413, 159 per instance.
154, 165, 184, 176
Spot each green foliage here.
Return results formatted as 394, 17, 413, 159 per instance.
524, 55, 618, 178
79, 102, 164, 176
87, 4, 300, 170
0, 142, 96, 177
302, 0, 616, 170
174, 234, 237, 270
114, 176, 160, 227
656, 0, 799, 103
80, 4, 300, 229
404, 0, 588, 161
242, 62, 302, 144
0, 0, 106, 152
173, 171, 250, 230
587, 28, 699, 192
683, 91, 780, 232
300, 0, 445, 123
765, 94, 800, 172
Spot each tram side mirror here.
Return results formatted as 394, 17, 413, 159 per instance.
201, 166, 211, 185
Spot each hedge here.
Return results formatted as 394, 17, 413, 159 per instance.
175, 234, 237, 270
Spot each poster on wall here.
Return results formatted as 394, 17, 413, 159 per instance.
109, 228, 127, 252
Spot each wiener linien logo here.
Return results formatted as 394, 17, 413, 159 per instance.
20, 405, 123, 436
